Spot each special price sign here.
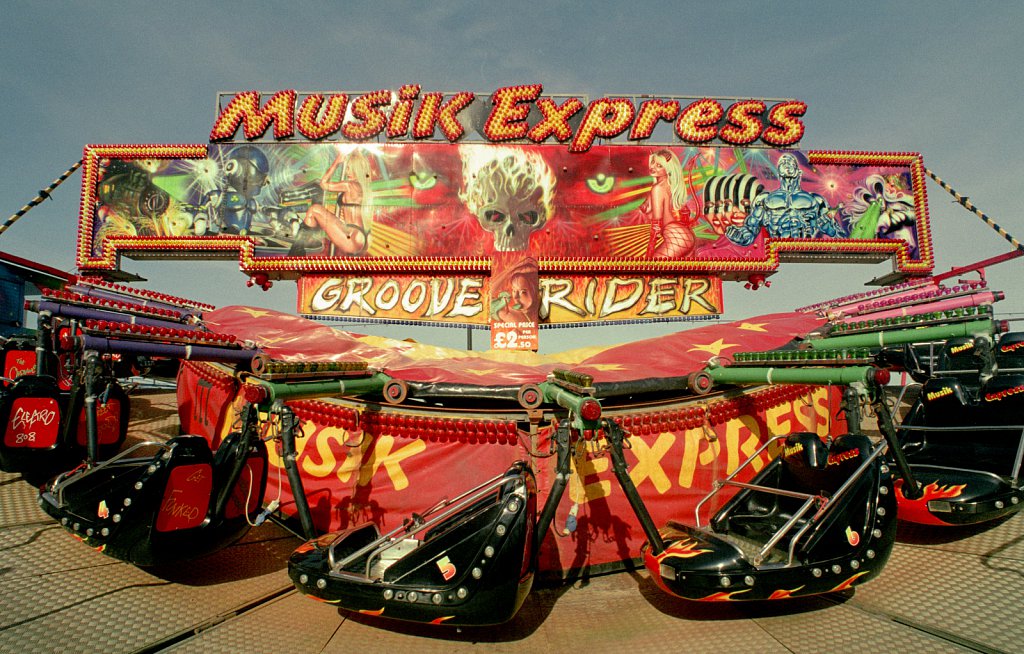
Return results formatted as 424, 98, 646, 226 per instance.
490, 320, 539, 351
489, 253, 539, 351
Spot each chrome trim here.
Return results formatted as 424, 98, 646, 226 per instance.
327, 469, 526, 580
52, 440, 170, 505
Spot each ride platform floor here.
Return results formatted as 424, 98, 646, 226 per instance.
1, 389, 1022, 654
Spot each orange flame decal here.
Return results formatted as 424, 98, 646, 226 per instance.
430, 616, 455, 624
896, 478, 965, 503
293, 542, 316, 555
358, 607, 386, 615
895, 478, 968, 525
660, 537, 713, 560
699, 589, 752, 601
767, 586, 805, 600
829, 571, 870, 592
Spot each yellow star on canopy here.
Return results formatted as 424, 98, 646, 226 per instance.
585, 363, 627, 372
258, 334, 298, 345
738, 322, 769, 332
687, 338, 739, 356
462, 366, 507, 377
237, 308, 272, 318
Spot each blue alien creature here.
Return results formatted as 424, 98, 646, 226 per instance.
202, 145, 270, 235
726, 153, 844, 245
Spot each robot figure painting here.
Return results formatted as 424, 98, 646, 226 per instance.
727, 153, 845, 245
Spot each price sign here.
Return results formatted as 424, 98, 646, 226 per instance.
491, 321, 538, 351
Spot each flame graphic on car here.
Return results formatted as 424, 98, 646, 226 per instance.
767, 586, 806, 600
699, 589, 753, 601
660, 537, 713, 560
895, 477, 970, 525
829, 571, 870, 592
895, 478, 966, 502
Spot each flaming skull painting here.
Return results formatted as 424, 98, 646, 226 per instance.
458, 147, 556, 252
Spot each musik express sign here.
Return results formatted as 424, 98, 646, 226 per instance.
210, 85, 806, 152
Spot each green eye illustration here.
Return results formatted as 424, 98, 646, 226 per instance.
586, 173, 615, 194
409, 171, 437, 190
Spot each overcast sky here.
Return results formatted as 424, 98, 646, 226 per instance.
3, 1, 1022, 351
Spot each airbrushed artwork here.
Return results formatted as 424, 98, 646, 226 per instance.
81, 143, 929, 262
78, 144, 931, 318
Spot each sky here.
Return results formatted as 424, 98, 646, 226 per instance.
2, 1, 1023, 353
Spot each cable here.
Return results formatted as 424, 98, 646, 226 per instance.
925, 167, 1024, 253
252, 411, 286, 526
0, 160, 83, 237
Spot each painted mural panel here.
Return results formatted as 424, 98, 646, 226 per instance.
77, 144, 932, 279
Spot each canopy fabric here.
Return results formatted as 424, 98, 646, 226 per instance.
203, 307, 825, 386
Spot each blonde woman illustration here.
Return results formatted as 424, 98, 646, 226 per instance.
303, 148, 373, 256
640, 149, 695, 259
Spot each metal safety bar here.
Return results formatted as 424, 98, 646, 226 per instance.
934, 367, 1024, 376
755, 496, 820, 566
695, 435, 789, 528
692, 432, 887, 567
52, 440, 170, 505
782, 443, 886, 566
327, 468, 525, 578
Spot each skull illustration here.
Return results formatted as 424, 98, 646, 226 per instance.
460, 148, 556, 252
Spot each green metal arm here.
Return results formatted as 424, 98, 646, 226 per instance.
536, 380, 603, 432
704, 364, 883, 387
244, 372, 406, 409
807, 319, 997, 351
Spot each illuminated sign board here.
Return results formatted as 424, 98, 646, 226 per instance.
77, 143, 932, 280
76, 91, 933, 347
210, 86, 807, 152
